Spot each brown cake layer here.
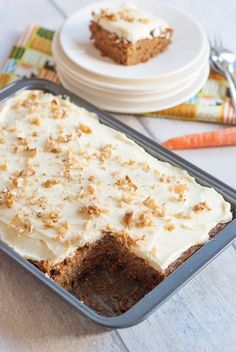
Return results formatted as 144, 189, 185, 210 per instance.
89, 21, 173, 65
31, 221, 227, 316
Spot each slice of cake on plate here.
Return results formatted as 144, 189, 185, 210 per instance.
90, 3, 173, 65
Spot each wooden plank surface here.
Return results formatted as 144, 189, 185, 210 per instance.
0, 0, 235, 351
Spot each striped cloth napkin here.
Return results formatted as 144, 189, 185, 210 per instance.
0, 24, 235, 125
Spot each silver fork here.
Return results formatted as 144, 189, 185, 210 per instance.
209, 34, 236, 116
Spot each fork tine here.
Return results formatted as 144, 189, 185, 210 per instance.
213, 34, 223, 50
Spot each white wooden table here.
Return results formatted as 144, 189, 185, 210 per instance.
0, 1, 236, 351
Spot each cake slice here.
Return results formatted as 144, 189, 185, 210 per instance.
0, 90, 232, 314
90, 3, 173, 65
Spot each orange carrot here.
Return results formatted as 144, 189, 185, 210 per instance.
162, 127, 236, 150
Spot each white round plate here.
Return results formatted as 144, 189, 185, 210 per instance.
57, 61, 206, 101
59, 62, 210, 113
60, 0, 207, 81
53, 29, 209, 92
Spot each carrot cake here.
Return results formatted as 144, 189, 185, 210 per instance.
90, 3, 173, 65
0, 90, 232, 314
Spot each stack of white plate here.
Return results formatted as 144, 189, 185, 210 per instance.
52, 0, 210, 114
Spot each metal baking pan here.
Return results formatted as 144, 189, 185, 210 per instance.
0, 78, 235, 329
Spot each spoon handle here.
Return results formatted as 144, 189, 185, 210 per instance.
225, 70, 236, 117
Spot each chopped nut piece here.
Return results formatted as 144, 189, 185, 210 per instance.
45, 135, 62, 153
79, 205, 101, 218
143, 197, 165, 217
121, 159, 136, 167
123, 211, 134, 229
173, 212, 192, 219
10, 213, 33, 234
57, 221, 69, 238
78, 123, 92, 134
88, 175, 96, 182
140, 162, 151, 172
143, 197, 157, 209
160, 174, 173, 183
0, 162, 8, 171
115, 175, 137, 193
56, 133, 73, 144
19, 168, 35, 177
27, 148, 37, 158
0, 188, 16, 208
136, 211, 153, 228
87, 184, 95, 195
139, 18, 150, 24
11, 176, 24, 188
117, 194, 133, 207
173, 184, 189, 194
193, 201, 211, 212
165, 223, 175, 231
32, 131, 39, 137
31, 117, 40, 126
50, 98, 69, 119
99, 144, 114, 161
43, 179, 60, 188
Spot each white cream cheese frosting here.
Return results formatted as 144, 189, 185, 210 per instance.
0, 90, 232, 271
92, 3, 171, 43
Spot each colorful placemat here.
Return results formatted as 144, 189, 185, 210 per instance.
0, 24, 235, 125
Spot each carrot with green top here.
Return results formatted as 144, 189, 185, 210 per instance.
162, 127, 236, 150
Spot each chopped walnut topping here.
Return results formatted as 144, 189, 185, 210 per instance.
99, 9, 118, 21
50, 98, 69, 119
57, 221, 69, 238
37, 210, 60, 220
32, 131, 39, 137
45, 135, 62, 153
140, 162, 151, 172
0, 129, 6, 144
139, 18, 150, 24
160, 174, 172, 183
79, 205, 104, 218
27, 148, 37, 158
165, 223, 175, 231
99, 144, 114, 161
123, 211, 134, 229
29, 196, 48, 208
13, 93, 39, 113
143, 197, 165, 217
56, 133, 73, 144
78, 123, 92, 134
43, 179, 60, 188
18, 168, 35, 177
173, 212, 192, 219
136, 211, 153, 228
0, 162, 8, 171
86, 184, 95, 195
88, 175, 96, 182
0, 188, 16, 208
143, 197, 157, 209
115, 175, 137, 193
116, 194, 133, 207
171, 183, 188, 202
10, 213, 33, 234
11, 176, 24, 188
173, 184, 189, 194
193, 202, 211, 212
31, 117, 40, 126
121, 159, 136, 167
